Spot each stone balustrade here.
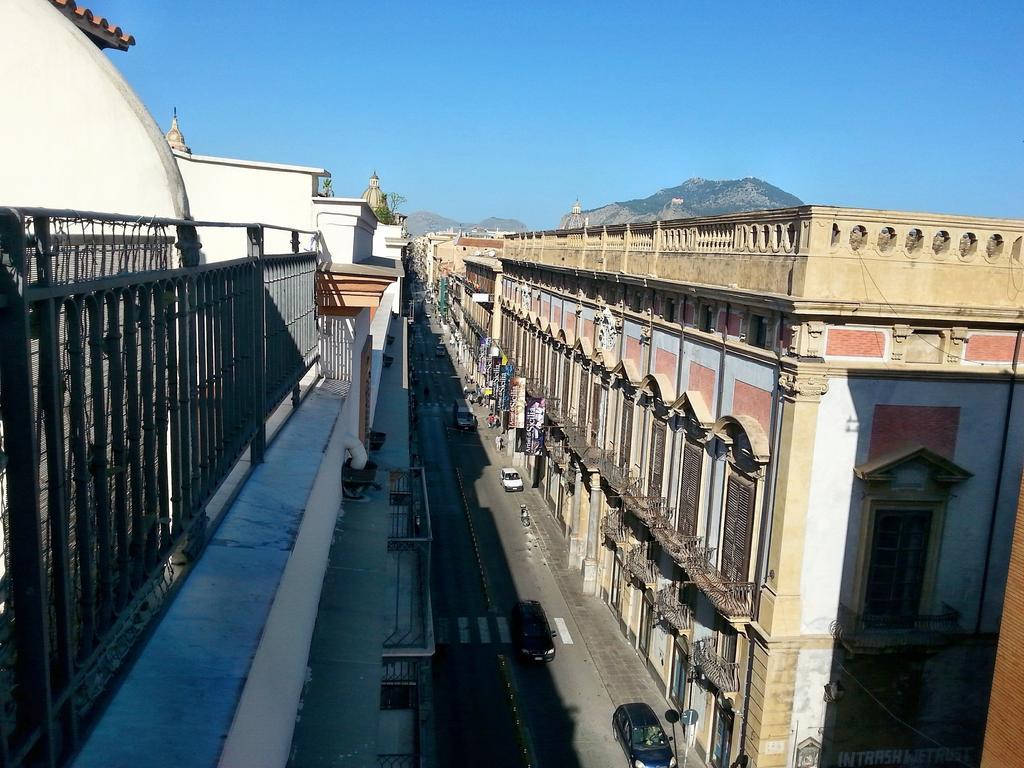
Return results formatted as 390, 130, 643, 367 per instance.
502, 206, 1024, 311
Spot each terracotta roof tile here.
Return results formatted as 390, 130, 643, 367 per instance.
50, 0, 135, 50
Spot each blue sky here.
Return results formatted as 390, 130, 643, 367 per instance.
100, 0, 1023, 229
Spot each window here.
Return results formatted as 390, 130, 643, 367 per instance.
578, 368, 590, 426
700, 304, 715, 333
721, 475, 755, 583
589, 385, 603, 445
749, 314, 769, 348
864, 508, 932, 625
561, 357, 570, 408
664, 296, 676, 322
620, 399, 635, 469
677, 441, 702, 536
648, 419, 667, 495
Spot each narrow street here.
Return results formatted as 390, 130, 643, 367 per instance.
411, 306, 684, 768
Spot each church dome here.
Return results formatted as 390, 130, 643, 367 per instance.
165, 108, 190, 154
362, 171, 385, 210
562, 199, 585, 230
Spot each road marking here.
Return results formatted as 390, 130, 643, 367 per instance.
458, 617, 471, 644
496, 616, 512, 644
554, 617, 574, 645
477, 617, 492, 644
436, 618, 449, 644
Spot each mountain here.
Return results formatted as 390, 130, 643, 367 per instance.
565, 177, 803, 228
405, 211, 528, 237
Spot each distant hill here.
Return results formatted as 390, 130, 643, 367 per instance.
406, 211, 528, 237
564, 177, 803, 228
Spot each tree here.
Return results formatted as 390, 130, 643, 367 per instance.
374, 192, 407, 225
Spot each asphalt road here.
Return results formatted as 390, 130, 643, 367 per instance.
412, 309, 633, 768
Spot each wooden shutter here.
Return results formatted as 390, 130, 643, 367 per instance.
589, 385, 602, 445
648, 419, 667, 495
565, 360, 573, 409
578, 368, 589, 426
721, 475, 755, 583
677, 441, 702, 536
620, 399, 634, 469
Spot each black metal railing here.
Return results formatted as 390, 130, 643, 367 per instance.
830, 603, 961, 651
624, 541, 659, 588
601, 509, 630, 547
0, 208, 318, 767
693, 637, 740, 694
656, 586, 693, 633
683, 547, 756, 622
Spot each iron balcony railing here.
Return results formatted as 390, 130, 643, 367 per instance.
591, 447, 631, 493
0, 208, 318, 768
601, 509, 630, 547
830, 603, 961, 652
620, 476, 672, 533
693, 637, 740, 695
656, 586, 693, 633
683, 549, 756, 622
624, 541, 659, 589
652, 525, 703, 570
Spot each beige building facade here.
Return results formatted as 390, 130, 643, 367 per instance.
495, 207, 1024, 768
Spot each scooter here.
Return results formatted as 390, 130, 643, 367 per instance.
520, 504, 531, 528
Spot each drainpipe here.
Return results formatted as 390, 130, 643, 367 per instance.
975, 328, 1022, 634
340, 432, 368, 470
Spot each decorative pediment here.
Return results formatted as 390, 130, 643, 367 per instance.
712, 415, 771, 469
640, 372, 677, 407
671, 390, 714, 432
610, 358, 642, 387
573, 334, 596, 363
855, 445, 972, 485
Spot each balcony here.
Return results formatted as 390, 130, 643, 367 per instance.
652, 525, 702, 571
692, 637, 740, 696
624, 541, 659, 589
601, 509, 631, 548
684, 550, 755, 622
620, 478, 672, 533
592, 449, 632, 493
655, 586, 693, 633
830, 603, 961, 653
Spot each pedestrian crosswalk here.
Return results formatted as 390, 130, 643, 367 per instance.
436, 615, 573, 646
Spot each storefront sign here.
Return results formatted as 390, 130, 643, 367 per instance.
523, 397, 546, 456
510, 377, 526, 428
836, 747, 974, 767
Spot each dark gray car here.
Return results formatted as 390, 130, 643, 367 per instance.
612, 703, 676, 768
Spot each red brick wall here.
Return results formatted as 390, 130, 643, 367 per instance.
689, 362, 716, 410
655, 348, 677, 379
626, 337, 642, 369
566, 313, 576, 339
733, 381, 772, 433
553, 305, 562, 329
966, 334, 1019, 363
826, 328, 886, 358
582, 318, 594, 344
982, 471, 1024, 768
541, 300, 550, 320
868, 404, 960, 459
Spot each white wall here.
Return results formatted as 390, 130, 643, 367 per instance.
313, 198, 377, 266
175, 153, 322, 261
1, 0, 187, 218
801, 376, 1024, 634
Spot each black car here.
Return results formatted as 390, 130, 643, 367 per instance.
612, 703, 676, 768
434, 343, 446, 358
511, 600, 556, 662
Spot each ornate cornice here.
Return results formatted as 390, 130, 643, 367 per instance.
779, 369, 829, 402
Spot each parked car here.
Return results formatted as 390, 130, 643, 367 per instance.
612, 703, 676, 768
434, 343, 446, 358
453, 405, 477, 431
500, 468, 524, 492
511, 600, 556, 662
